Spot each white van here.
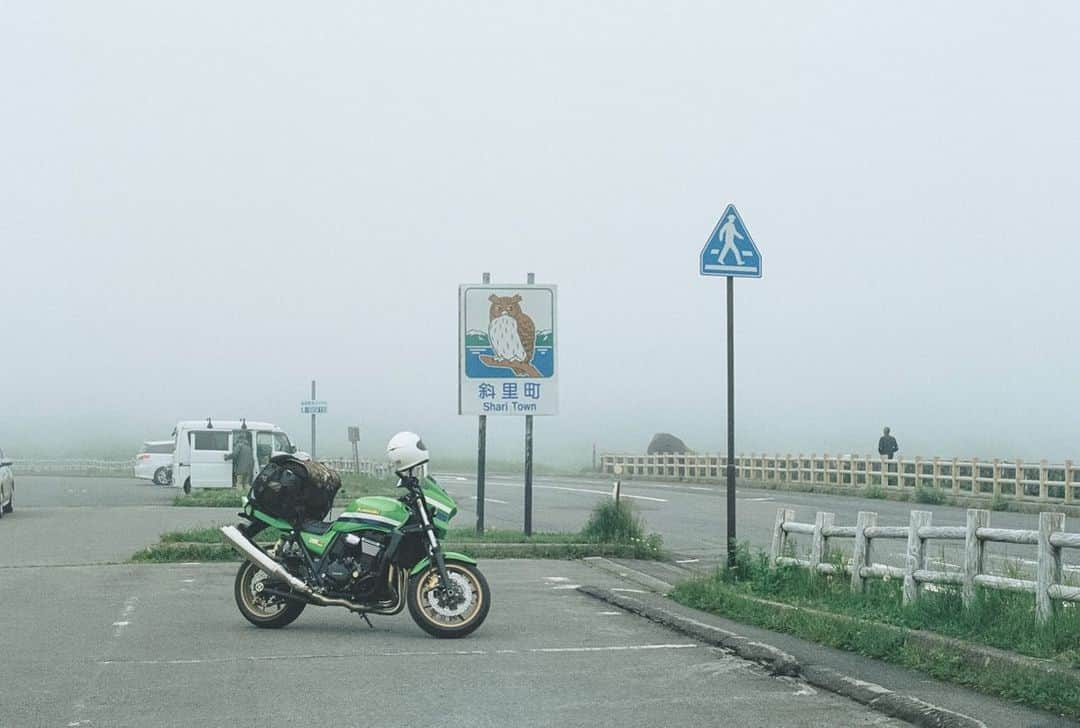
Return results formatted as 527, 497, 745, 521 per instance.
171, 419, 297, 493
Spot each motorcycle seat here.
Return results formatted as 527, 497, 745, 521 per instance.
301, 521, 333, 535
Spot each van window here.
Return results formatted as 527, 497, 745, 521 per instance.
274, 433, 292, 452
192, 431, 230, 451
256, 432, 273, 467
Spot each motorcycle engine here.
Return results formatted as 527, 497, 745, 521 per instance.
323, 532, 387, 591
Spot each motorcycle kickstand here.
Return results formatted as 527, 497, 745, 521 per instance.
358, 612, 374, 629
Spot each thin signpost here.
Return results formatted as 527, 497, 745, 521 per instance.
300, 385, 327, 458
524, 272, 535, 536
310, 380, 317, 459
726, 276, 736, 568
699, 203, 762, 570
476, 272, 490, 536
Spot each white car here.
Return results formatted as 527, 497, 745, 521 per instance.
0, 448, 14, 518
134, 440, 175, 485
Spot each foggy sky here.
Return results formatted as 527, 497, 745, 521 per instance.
2, 2, 1078, 465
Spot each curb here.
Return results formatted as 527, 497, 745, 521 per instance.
577, 585, 799, 677
577, 560, 988, 728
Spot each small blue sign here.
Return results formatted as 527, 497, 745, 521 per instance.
699, 204, 762, 278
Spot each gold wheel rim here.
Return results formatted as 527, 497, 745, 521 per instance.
415, 565, 483, 627
241, 564, 289, 619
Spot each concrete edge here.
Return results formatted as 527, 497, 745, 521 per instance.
577, 584, 987, 728
594, 556, 1080, 685
582, 556, 681, 593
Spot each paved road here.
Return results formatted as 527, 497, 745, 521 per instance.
0, 559, 905, 727
0, 476, 239, 566
433, 472, 1079, 574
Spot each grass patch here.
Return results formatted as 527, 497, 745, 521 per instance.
139, 498, 665, 562
338, 473, 398, 500
913, 485, 947, 505
445, 527, 583, 544
863, 485, 886, 499
671, 544, 1080, 717
173, 489, 244, 508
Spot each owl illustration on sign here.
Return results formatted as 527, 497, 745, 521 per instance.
480, 294, 542, 378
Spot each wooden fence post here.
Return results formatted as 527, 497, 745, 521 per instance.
963, 509, 989, 606
1067, 461, 1074, 505
770, 508, 795, 568
810, 511, 834, 575
904, 510, 932, 605
914, 456, 922, 490
851, 511, 877, 593
951, 457, 960, 497
1040, 460, 1049, 501
1016, 458, 1024, 500
1036, 512, 1065, 623
932, 457, 940, 490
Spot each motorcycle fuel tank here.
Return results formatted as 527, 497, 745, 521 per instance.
335, 496, 409, 531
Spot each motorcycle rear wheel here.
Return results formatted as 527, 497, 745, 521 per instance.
234, 561, 306, 628
407, 562, 490, 638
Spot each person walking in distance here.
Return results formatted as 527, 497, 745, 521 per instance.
878, 427, 899, 460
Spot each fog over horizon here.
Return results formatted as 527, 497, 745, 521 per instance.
2, 3, 1078, 467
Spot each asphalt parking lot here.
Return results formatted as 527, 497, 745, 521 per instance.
0, 476, 907, 727
1, 560, 905, 728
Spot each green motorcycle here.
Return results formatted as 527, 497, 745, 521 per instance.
221, 454, 490, 639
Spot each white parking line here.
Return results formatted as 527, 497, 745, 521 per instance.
99, 643, 700, 666
113, 596, 139, 637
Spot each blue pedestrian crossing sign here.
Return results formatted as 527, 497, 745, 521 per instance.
699, 204, 762, 278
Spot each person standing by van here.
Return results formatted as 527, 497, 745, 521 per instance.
226, 432, 254, 489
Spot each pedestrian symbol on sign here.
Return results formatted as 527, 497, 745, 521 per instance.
699, 204, 762, 278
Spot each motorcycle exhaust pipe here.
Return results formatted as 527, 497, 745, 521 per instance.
220, 525, 311, 595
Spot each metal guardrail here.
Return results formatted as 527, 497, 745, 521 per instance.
770, 507, 1079, 622
600, 452, 1079, 504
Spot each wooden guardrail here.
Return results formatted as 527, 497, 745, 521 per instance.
770, 507, 1080, 622
600, 453, 1079, 505
15, 458, 135, 476
321, 458, 392, 479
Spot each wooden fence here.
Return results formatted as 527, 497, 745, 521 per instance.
600, 453, 1079, 505
770, 507, 1080, 622
321, 458, 392, 479
15, 458, 135, 476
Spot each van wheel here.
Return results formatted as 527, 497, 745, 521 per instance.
183, 478, 191, 495
153, 467, 172, 486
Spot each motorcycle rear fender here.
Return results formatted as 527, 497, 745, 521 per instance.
409, 552, 477, 576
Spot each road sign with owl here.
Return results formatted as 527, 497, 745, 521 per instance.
459, 284, 558, 416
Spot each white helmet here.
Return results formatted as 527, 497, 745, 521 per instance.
386, 431, 429, 474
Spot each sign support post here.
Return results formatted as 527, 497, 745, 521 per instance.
524, 272, 535, 536
348, 426, 361, 474
310, 380, 317, 459
726, 276, 736, 569
698, 203, 762, 572
475, 272, 490, 536
301, 389, 327, 458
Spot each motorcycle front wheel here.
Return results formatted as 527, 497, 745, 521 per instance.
234, 560, 306, 628
407, 562, 490, 638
